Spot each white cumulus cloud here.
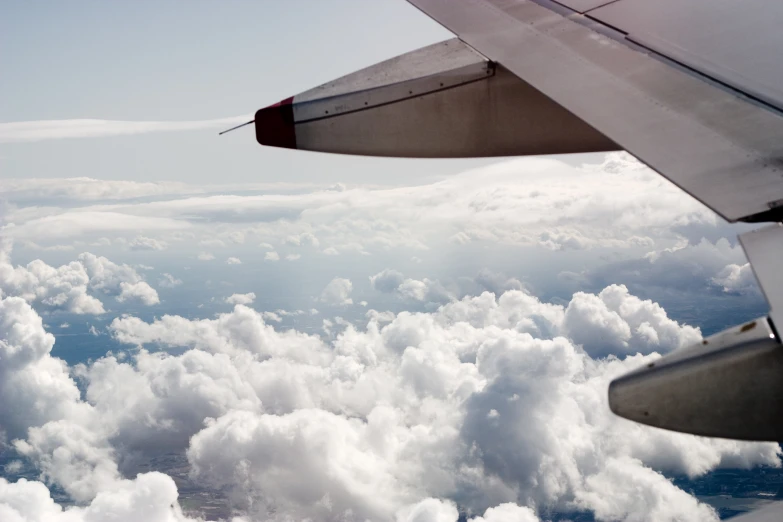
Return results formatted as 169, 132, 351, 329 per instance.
712, 262, 758, 295
0, 245, 159, 313
101, 286, 777, 520
225, 292, 256, 306
371, 269, 456, 305
0, 280, 778, 521
0, 473, 215, 522
116, 281, 160, 305
319, 278, 353, 306
129, 235, 168, 251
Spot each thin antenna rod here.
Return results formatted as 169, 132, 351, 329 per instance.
219, 119, 255, 136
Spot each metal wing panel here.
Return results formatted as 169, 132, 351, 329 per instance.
293, 38, 489, 103
553, 0, 618, 14
739, 224, 783, 333
292, 57, 492, 123
406, 0, 783, 222
589, 0, 783, 111
291, 66, 617, 157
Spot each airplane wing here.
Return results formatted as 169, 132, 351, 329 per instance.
250, 0, 783, 446
401, 0, 783, 224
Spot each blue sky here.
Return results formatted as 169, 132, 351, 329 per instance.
0, 2, 777, 522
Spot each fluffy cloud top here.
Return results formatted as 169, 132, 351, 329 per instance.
371, 269, 455, 306
102, 287, 773, 520
116, 281, 160, 306
561, 285, 700, 357
0, 272, 779, 521
370, 269, 406, 293
225, 293, 256, 306
0, 244, 159, 313
319, 278, 353, 306
0, 473, 213, 522
713, 263, 758, 295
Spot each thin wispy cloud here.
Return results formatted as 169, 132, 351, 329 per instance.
0, 115, 251, 143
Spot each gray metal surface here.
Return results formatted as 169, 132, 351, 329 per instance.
406, 0, 783, 222
295, 39, 487, 103
292, 58, 492, 123
589, 0, 783, 111
554, 0, 617, 14
294, 65, 616, 158
609, 317, 783, 441
740, 224, 783, 332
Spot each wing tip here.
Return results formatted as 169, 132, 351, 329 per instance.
255, 97, 297, 149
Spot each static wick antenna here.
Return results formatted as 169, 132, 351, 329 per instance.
219, 119, 255, 136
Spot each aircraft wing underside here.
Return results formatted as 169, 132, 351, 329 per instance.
249, 0, 783, 468
404, 0, 783, 224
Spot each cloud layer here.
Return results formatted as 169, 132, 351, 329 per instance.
2, 153, 718, 250
1, 257, 778, 521
3, 154, 758, 315
0, 243, 159, 313
0, 153, 773, 521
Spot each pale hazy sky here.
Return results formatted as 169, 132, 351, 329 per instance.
0, 0, 525, 185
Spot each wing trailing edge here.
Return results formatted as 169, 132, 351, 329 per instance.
255, 39, 618, 158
